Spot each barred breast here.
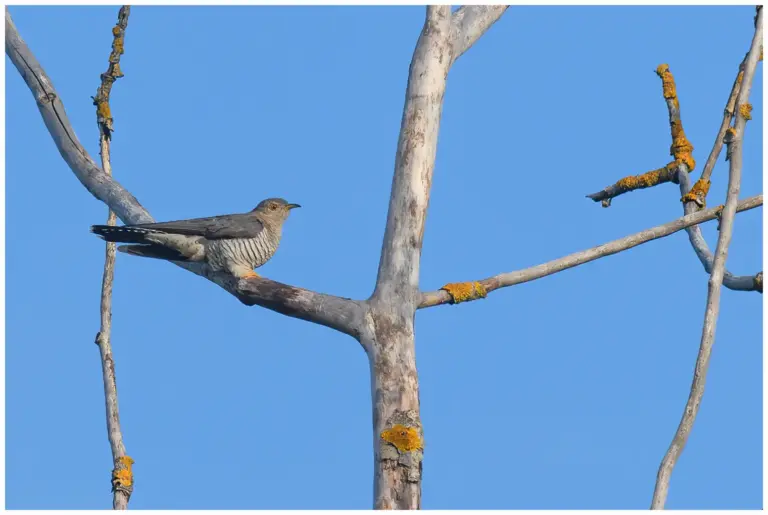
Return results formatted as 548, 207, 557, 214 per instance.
205, 229, 279, 272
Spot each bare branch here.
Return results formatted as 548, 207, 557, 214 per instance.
92, 6, 133, 509
419, 195, 762, 309
587, 64, 696, 205
696, 55, 746, 185
586, 162, 679, 206
450, 5, 508, 63
675, 54, 761, 293
651, 7, 763, 509
5, 9, 365, 339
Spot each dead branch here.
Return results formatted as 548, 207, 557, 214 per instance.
651, 7, 763, 509
419, 194, 762, 308
92, 6, 133, 509
587, 63, 696, 205
675, 55, 761, 292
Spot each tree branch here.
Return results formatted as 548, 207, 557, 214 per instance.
587, 63, 696, 206
651, 7, 763, 509
450, 5, 508, 63
92, 6, 133, 509
419, 195, 762, 309
5, 8, 365, 339
675, 53, 761, 293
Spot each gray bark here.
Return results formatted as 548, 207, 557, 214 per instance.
419, 195, 762, 308
651, 7, 763, 509
93, 8, 132, 508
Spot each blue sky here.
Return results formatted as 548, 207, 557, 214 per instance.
5, 5, 762, 510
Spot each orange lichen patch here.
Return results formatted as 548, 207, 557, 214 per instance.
681, 178, 711, 208
615, 166, 670, 191
760, 47, 764, 62
440, 281, 487, 304
381, 424, 422, 452
670, 122, 695, 171
737, 70, 744, 84
739, 103, 753, 120
112, 455, 135, 489
112, 25, 121, 37
656, 64, 677, 100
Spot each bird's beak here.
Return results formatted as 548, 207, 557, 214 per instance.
287, 203, 301, 210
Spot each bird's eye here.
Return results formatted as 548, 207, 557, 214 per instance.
270, 204, 277, 210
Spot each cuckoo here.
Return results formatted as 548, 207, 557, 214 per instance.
91, 198, 300, 278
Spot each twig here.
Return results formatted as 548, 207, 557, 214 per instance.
586, 63, 696, 206
92, 6, 133, 510
419, 194, 762, 309
651, 7, 763, 509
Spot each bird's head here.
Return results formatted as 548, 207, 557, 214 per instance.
252, 197, 301, 222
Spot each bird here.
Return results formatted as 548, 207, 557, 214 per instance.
91, 197, 300, 279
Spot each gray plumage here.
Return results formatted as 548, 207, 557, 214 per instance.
91, 197, 300, 278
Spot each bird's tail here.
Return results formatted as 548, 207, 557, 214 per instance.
117, 244, 187, 261
91, 225, 157, 244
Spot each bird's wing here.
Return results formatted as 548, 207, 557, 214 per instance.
131, 214, 264, 240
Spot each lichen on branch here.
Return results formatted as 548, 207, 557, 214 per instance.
92, 5, 130, 139
440, 281, 487, 304
681, 178, 711, 208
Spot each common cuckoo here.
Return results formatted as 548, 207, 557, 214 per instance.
91, 198, 300, 278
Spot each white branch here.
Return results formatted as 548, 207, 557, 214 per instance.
450, 5, 509, 63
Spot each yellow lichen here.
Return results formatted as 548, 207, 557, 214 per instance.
669, 121, 695, 171
681, 178, 711, 207
113, 36, 124, 56
656, 64, 677, 100
112, 25, 121, 37
381, 424, 422, 452
97, 100, 112, 120
737, 70, 744, 84
112, 455, 135, 489
615, 169, 665, 191
440, 281, 487, 304
739, 103, 753, 120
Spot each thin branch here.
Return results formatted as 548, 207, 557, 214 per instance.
92, 6, 133, 509
587, 64, 696, 206
697, 55, 746, 185
675, 54, 761, 293
5, 9, 365, 339
450, 5, 508, 63
419, 194, 762, 309
586, 163, 679, 207
651, 7, 763, 509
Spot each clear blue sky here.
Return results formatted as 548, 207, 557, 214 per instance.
6, 5, 763, 510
